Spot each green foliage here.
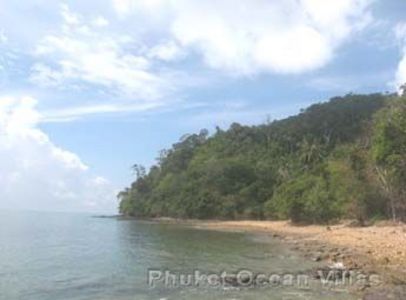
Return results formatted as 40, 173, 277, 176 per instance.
266, 171, 339, 223
118, 93, 406, 223
372, 96, 406, 221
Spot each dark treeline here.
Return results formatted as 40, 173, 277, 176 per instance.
118, 93, 406, 224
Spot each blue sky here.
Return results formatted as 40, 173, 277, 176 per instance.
0, 0, 406, 213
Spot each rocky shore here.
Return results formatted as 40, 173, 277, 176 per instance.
189, 220, 406, 299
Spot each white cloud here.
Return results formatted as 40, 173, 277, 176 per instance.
60, 3, 81, 26
147, 40, 184, 61
0, 29, 7, 44
31, 5, 172, 101
112, 0, 132, 16
112, 0, 373, 75
0, 96, 117, 212
113, 0, 169, 17
92, 16, 110, 28
40, 101, 163, 123
395, 23, 406, 93
0, 29, 8, 72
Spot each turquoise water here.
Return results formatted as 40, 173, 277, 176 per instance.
0, 211, 356, 300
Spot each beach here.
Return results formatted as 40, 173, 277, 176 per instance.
189, 220, 406, 299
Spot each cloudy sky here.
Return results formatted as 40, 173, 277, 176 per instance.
0, 0, 406, 213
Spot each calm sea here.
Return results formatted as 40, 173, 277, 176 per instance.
0, 211, 356, 300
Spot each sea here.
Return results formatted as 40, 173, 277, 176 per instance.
0, 211, 357, 300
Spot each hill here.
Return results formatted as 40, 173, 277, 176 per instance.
118, 93, 406, 224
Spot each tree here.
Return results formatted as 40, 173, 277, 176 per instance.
132, 164, 146, 179
372, 96, 406, 221
118, 93, 395, 223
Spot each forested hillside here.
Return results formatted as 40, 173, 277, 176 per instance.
118, 93, 406, 223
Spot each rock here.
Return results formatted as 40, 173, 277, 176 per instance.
363, 286, 406, 300
223, 275, 239, 286
224, 275, 248, 287
313, 262, 349, 281
312, 254, 322, 262
358, 282, 371, 292
331, 262, 345, 269
223, 273, 265, 287
313, 268, 347, 281
381, 257, 390, 264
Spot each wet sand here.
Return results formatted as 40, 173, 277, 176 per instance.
191, 220, 406, 299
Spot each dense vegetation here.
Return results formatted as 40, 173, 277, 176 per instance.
118, 93, 406, 224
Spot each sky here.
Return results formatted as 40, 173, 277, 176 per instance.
0, 0, 406, 213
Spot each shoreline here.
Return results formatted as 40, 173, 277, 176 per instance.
137, 218, 406, 299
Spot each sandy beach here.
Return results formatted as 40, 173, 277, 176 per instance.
196, 221, 406, 275
183, 219, 406, 299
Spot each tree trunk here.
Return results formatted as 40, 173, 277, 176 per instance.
375, 166, 397, 221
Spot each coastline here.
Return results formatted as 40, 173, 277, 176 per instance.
144, 218, 406, 299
